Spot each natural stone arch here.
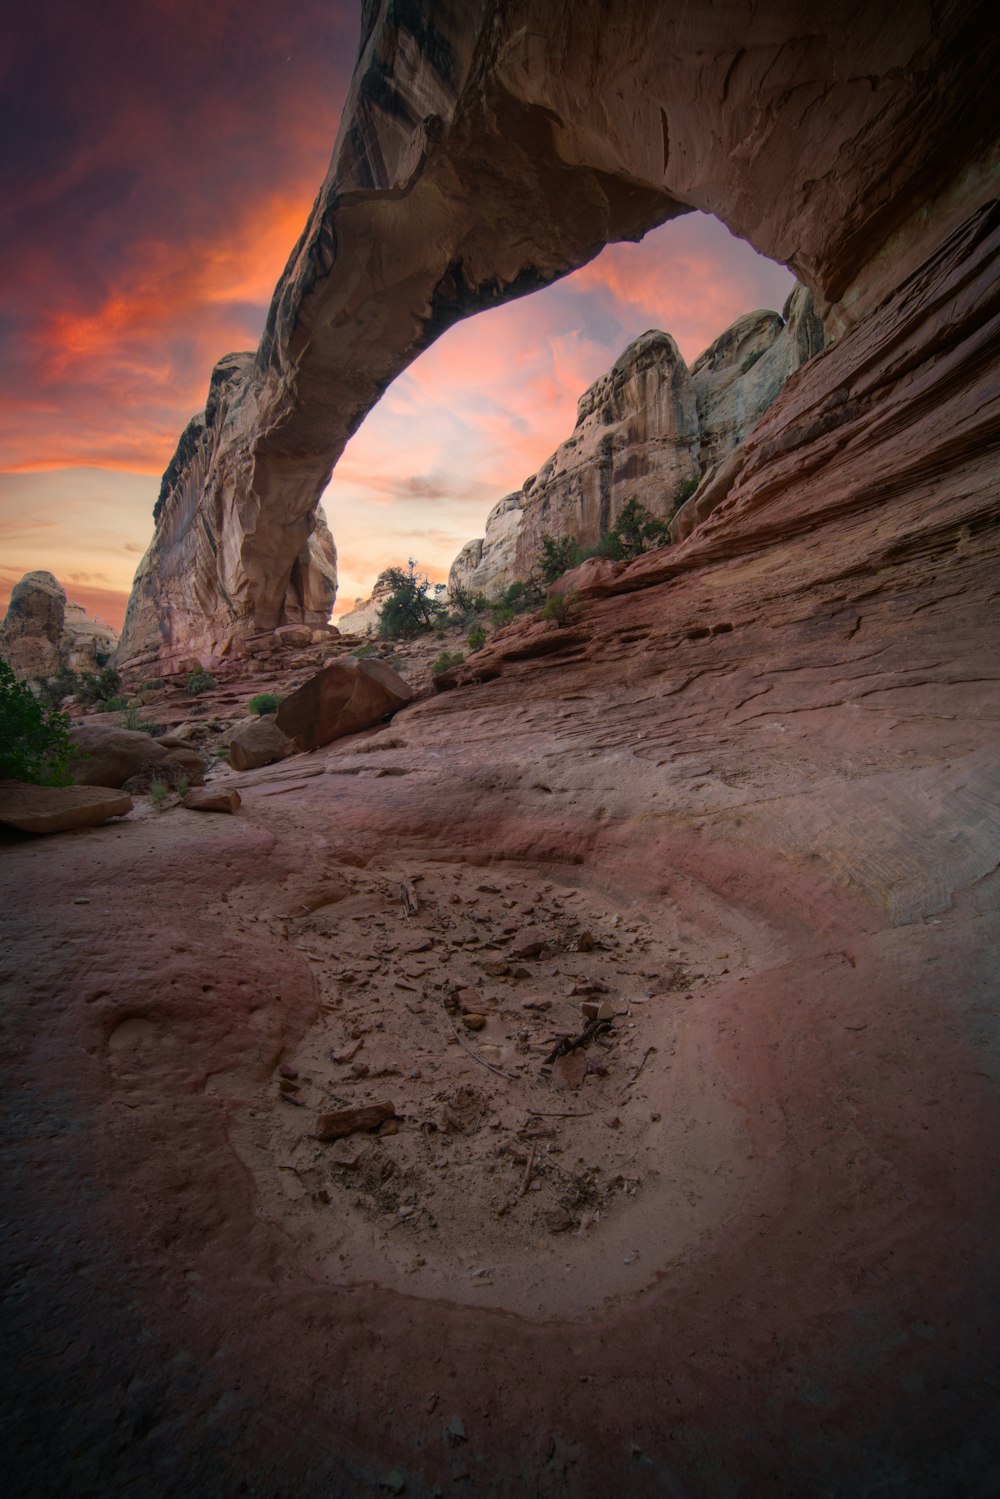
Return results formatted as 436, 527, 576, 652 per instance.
117, 0, 997, 665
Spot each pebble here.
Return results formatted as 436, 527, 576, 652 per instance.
461, 1013, 486, 1031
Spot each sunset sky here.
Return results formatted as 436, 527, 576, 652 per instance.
1, 1, 794, 630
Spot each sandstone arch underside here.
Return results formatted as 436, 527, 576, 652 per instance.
118, 0, 997, 665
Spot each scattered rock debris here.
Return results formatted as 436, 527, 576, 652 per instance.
217, 857, 729, 1315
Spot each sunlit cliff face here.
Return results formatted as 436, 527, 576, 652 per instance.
0, 4, 792, 629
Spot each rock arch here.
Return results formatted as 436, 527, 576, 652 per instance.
118, 0, 997, 664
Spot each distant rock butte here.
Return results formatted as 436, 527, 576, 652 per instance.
449, 284, 825, 597
0, 571, 118, 681
115, 0, 996, 665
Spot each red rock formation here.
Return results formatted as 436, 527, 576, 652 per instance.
117, 0, 997, 664
4, 6, 999, 1496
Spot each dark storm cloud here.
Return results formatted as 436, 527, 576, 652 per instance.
0, 0, 359, 471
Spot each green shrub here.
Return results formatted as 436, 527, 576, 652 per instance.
248, 692, 283, 716
539, 533, 583, 584
670, 475, 699, 516
0, 657, 74, 784
144, 677, 165, 692
185, 668, 216, 697
541, 592, 575, 626
36, 666, 80, 710
430, 650, 464, 676
123, 705, 159, 734
467, 625, 486, 651
76, 664, 123, 709
351, 643, 377, 658
377, 559, 446, 639
611, 497, 671, 559
148, 778, 170, 809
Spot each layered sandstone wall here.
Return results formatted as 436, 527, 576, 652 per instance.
117, 0, 998, 664
449, 284, 824, 597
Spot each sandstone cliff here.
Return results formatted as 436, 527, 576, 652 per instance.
117, 0, 996, 665
0, 570, 119, 681
449, 284, 823, 597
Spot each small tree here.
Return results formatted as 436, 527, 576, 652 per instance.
0, 657, 75, 784
539, 534, 583, 584
377, 559, 446, 639
611, 497, 671, 559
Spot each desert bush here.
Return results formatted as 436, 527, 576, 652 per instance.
430, 650, 464, 676
36, 666, 80, 710
76, 664, 123, 710
248, 692, 283, 716
377, 559, 446, 639
539, 533, 583, 584
467, 625, 486, 651
123, 705, 160, 733
540, 591, 576, 626
185, 667, 216, 697
0, 657, 74, 784
148, 777, 170, 809
611, 497, 671, 559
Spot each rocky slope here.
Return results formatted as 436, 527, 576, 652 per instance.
2, 196, 999, 1496
449, 284, 824, 597
0, 570, 118, 680
116, 0, 996, 664
3, 4, 999, 1496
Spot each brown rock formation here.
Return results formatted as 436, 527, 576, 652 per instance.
2, 186, 997, 1487
68, 725, 206, 789
275, 657, 414, 752
0, 571, 118, 681
118, 0, 995, 664
0, 781, 132, 835
3, 7, 998, 1497
450, 289, 824, 597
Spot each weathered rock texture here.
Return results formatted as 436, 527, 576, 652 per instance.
4, 6, 999, 1497
449, 286, 824, 597
118, 0, 996, 664
0, 571, 118, 680
2, 196, 997, 1495
275, 657, 413, 752
0, 781, 132, 835
68, 725, 206, 790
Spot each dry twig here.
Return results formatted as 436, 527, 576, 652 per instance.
620, 1045, 657, 1094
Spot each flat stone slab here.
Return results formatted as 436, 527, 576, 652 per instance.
0, 781, 133, 835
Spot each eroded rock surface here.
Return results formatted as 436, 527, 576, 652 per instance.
450, 290, 824, 597
3, 192, 999, 1495
0, 571, 118, 681
117, 0, 996, 663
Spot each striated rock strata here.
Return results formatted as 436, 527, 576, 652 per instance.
450, 283, 824, 597
117, 0, 996, 663
2, 200, 998, 1495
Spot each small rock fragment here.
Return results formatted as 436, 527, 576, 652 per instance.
577, 930, 596, 952
316, 1101, 395, 1141
581, 998, 615, 1022
447, 1417, 467, 1446
182, 786, 241, 813
461, 1013, 486, 1031
381, 1470, 406, 1494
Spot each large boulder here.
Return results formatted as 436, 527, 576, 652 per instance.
275, 659, 413, 752
68, 725, 206, 789
0, 781, 132, 835
227, 717, 296, 772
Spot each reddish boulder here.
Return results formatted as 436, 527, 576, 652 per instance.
68, 725, 206, 789
0, 781, 132, 834
227, 716, 295, 772
276, 659, 413, 752
182, 786, 241, 814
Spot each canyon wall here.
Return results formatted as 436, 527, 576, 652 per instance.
449, 283, 825, 598
117, 0, 997, 665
